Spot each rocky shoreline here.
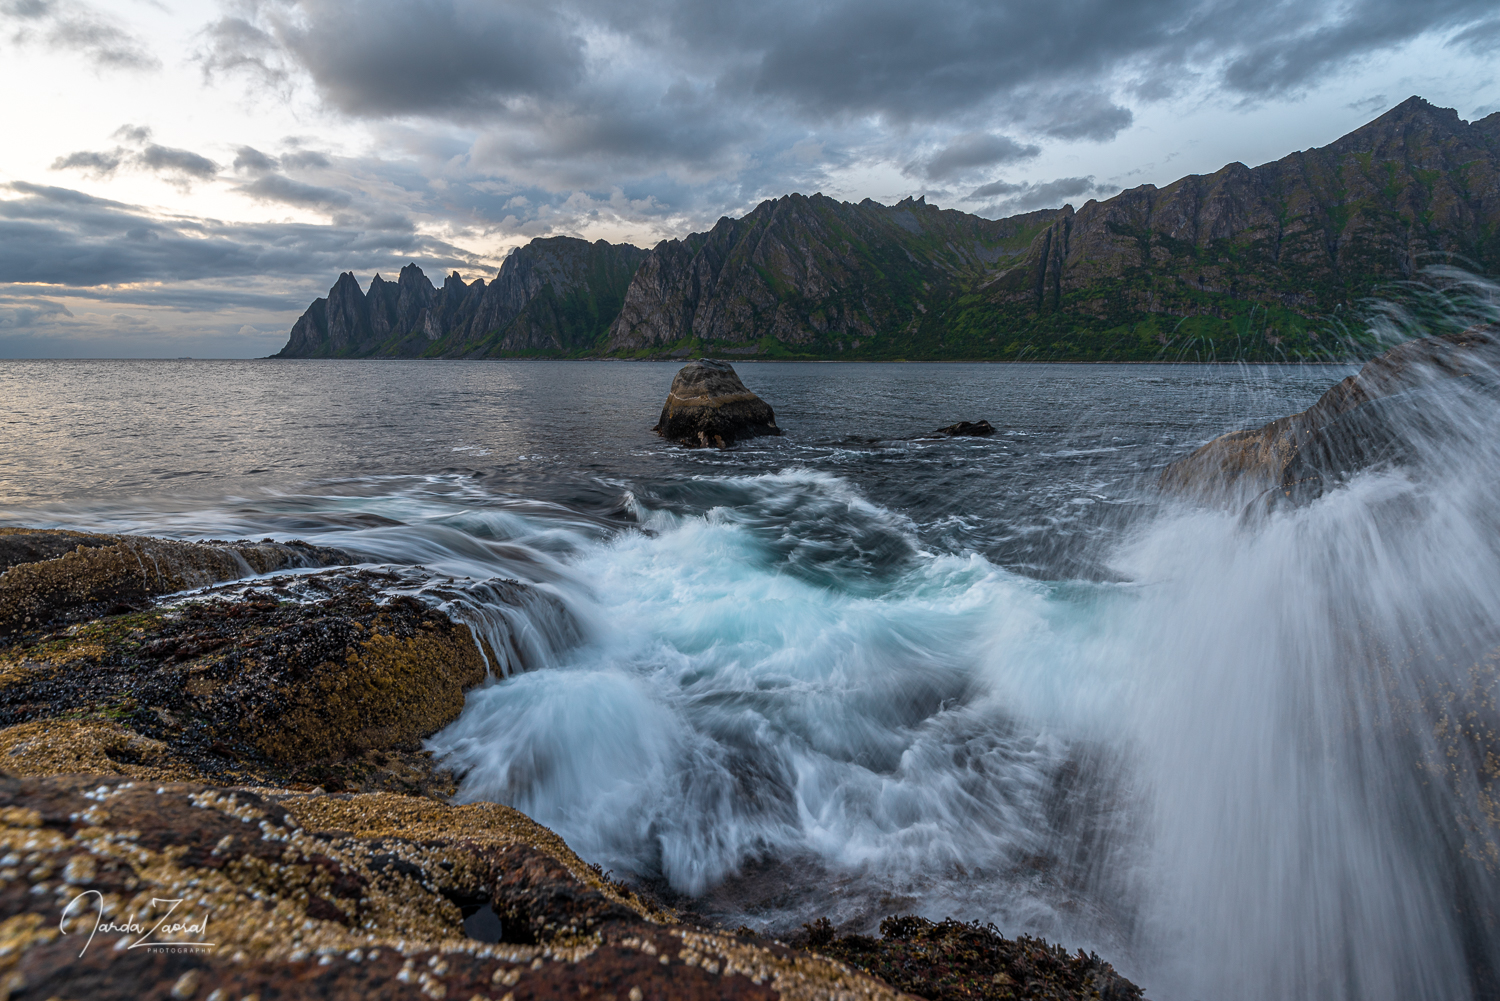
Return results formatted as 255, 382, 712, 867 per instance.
0, 527, 1145, 1000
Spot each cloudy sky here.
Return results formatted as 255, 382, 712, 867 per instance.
1, 0, 1496, 357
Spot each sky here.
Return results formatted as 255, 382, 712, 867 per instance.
0, 0, 1497, 358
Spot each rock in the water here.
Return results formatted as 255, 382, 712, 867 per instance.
0, 528, 356, 637
934, 420, 996, 437
653, 359, 782, 448
1160, 323, 1500, 504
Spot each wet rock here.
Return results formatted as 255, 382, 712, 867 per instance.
0, 569, 491, 793
0, 774, 908, 1001
0, 528, 357, 638
811, 914, 1143, 1001
0, 529, 118, 574
1160, 323, 1500, 504
653, 359, 782, 448
933, 420, 996, 437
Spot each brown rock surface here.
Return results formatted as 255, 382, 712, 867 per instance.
653, 360, 782, 448
1159, 323, 1500, 504
812, 915, 1142, 1001
0, 569, 491, 794
0, 774, 910, 1001
0, 528, 356, 638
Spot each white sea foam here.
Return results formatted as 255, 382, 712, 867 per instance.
432, 392, 1500, 1000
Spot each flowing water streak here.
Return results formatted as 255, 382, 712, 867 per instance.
1109, 370, 1500, 1000
429, 357, 1500, 996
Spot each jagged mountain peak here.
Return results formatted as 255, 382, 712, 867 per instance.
276, 235, 647, 359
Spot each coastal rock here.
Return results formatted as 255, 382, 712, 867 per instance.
0, 774, 912, 1001
653, 360, 782, 448
0, 568, 493, 793
275, 238, 647, 359
1159, 323, 1500, 504
0, 528, 355, 638
811, 914, 1143, 1001
933, 420, 996, 437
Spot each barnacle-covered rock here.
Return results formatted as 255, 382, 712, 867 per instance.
0, 527, 357, 638
0, 774, 909, 1001
810, 914, 1143, 1001
0, 569, 492, 793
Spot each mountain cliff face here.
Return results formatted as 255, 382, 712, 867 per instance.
955, 96, 1500, 359
276, 97, 1500, 361
605, 194, 1056, 357
274, 237, 646, 358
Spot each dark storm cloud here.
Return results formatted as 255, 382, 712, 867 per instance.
914, 134, 1041, 182
202, 0, 585, 116
1448, 16, 1500, 53
1219, 0, 1500, 96
1, 0, 159, 69
1033, 92, 1136, 141
967, 175, 1110, 213
0, 182, 477, 296
192, 0, 1499, 212
700, 0, 1498, 114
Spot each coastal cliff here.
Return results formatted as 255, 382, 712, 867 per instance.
276, 236, 646, 358
275, 97, 1500, 362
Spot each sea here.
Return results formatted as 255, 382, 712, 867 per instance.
3, 355, 1498, 1001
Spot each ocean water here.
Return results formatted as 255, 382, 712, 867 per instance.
3, 357, 1498, 1000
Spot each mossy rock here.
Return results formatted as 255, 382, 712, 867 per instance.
0, 527, 355, 637
0, 569, 491, 793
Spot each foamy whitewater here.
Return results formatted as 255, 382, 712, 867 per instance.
3, 292, 1498, 999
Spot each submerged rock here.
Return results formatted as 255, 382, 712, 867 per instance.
933, 420, 996, 437
653, 359, 782, 448
0, 528, 356, 638
1159, 323, 1500, 505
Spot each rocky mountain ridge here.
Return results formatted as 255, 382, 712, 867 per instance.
275, 236, 645, 358
276, 97, 1500, 362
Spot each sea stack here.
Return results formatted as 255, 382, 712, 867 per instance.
653, 359, 782, 448
934, 420, 996, 437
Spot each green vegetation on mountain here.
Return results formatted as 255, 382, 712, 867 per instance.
276, 97, 1500, 362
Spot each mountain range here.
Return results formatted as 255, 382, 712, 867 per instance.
275, 97, 1500, 362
